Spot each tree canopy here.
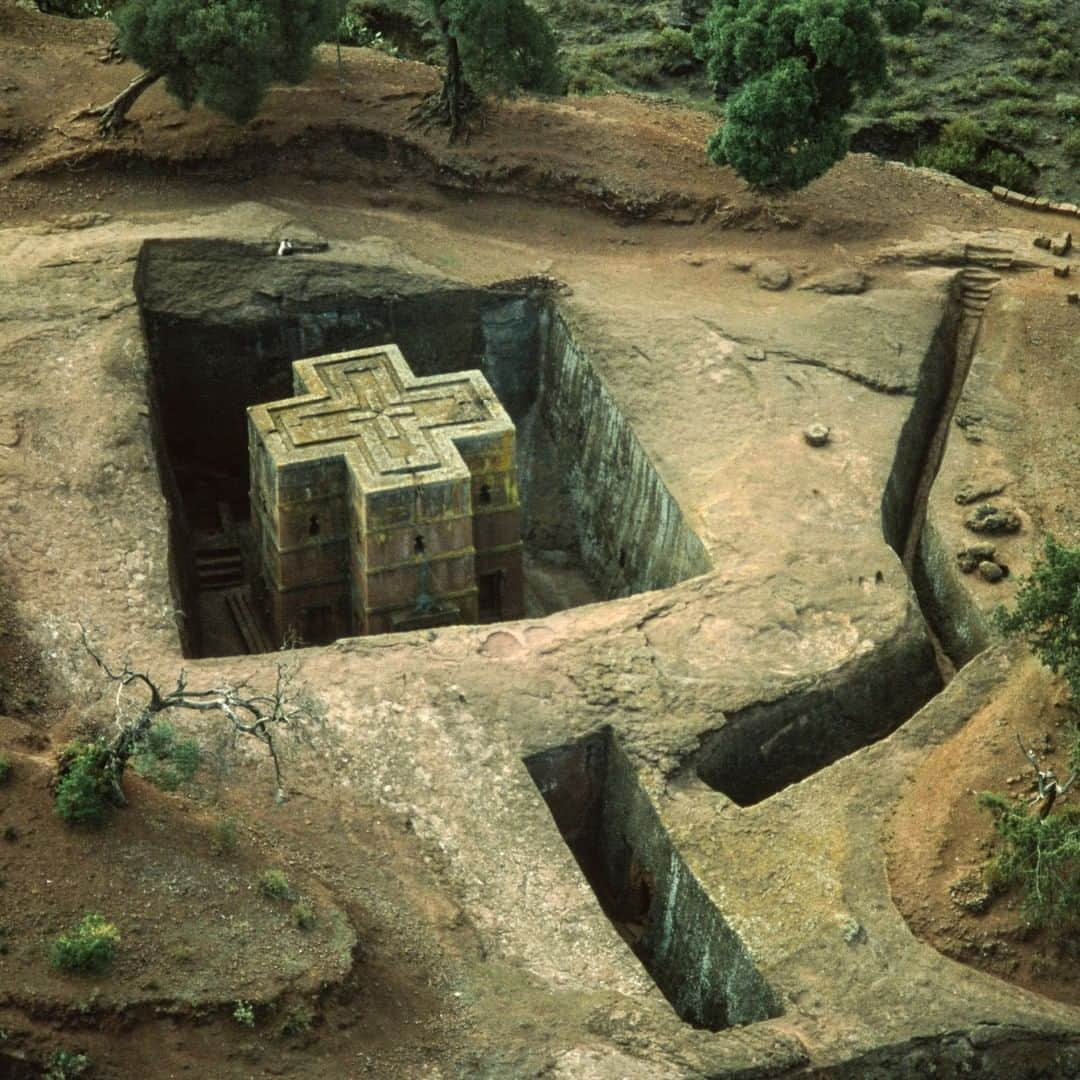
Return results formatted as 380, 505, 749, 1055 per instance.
115, 0, 336, 124
695, 0, 924, 190
83, 0, 337, 133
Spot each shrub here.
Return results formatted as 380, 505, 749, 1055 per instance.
981, 148, 1036, 190
292, 899, 317, 930
922, 5, 953, 27
132, 721, 200, 791
915, 118, 1036, 193
280, 1004, 314, 1036
233, 1000, 255, 1027
210, 817, 238, 856
45, 1050, 92, 1080
257, 869, 294, 901
980, 794, 1080, 927
49, 914, 120, 973
1063, 131, 1080, 164
35, 0, 109, 16
1049, 49, 1075, 79
54, 743, 113, 826
994, 535, 1080, 702
0, 753, 11, 783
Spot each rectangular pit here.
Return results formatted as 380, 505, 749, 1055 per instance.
525, 728, 781, 1030
134, 240, 709, 655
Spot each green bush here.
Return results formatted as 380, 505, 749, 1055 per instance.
35, 0, 109, 16
922, 6, 953, 27
45, 1050, 92, 1080
258, 869, 295, 901
980, 148, 1037, 190
1063, 130, 1080, 164
210, 817, 239, 856
1049, 49, 1075, 79
280, 1004, 314, 1036
233, 1000, 256, 1027
0, 753, 11, 784
980, 794, 1080, 928
54, 743, 112, 826
49, 914, 120, 973
915, 117, 1035, 193
994, 535, 1080, 702
292, 899, 317, 930
132, 721, 200, 791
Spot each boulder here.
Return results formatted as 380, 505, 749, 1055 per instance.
756, 260, 792, 291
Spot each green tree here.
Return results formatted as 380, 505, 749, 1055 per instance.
695, 0, 924, 190
418, 0, 562, 140
994, 535, 1080, 703
80, 0, 337, 135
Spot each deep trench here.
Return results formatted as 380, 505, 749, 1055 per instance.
134, 240, 710, 657
525, 729, 782, 1031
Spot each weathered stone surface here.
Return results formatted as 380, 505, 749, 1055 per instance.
800, 267, 869, 294
965, 503, 1022, 534
755, 260, 792, 290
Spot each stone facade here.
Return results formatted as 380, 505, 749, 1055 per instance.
248, 345, 524, 645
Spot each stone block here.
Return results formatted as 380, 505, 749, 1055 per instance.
1050, 231, 1073, 256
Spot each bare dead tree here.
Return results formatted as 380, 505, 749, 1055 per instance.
78, 627, 313, 804
1016, 734, 1078, 820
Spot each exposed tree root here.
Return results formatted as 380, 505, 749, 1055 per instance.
75, 70, 160, 137
407, 85, 485, 145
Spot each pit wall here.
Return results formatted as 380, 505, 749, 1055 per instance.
879, 282, 963, 561
538, 309, 712, 597
525, 729, 781, 1030
694, 598, 940, 805
915, 516, 992, 665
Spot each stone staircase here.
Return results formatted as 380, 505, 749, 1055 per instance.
959, 266, 1001, 318
194, 546, 244, 591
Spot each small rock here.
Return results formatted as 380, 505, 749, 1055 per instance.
1053, 265, 1070, 278
800, 268, 869, 295
744, 346, 767, 362
968, 542, 996, 560
978, 560, 1005, 583
965, 503, 1022, 535
1033, 235, 1052, 250
730, 258, 754, 273
756, 260, 792, 291
1067, 291, 1080, 305
804, 423, 831, 447
954, 478, 1006, 505
1050, 231, 1073, 256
